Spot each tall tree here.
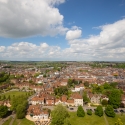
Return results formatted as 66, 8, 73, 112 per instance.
83, 92, 90, 103
64, 118, 71, 125
16, 105, 26, 119
0, 105, 8, 118
105, 105, 115, 117
95, 105, 103, 117
77, 105, 85, 117
109, 89, 121, 108
51, 104, 69, 125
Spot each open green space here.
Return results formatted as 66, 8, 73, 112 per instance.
69, 112, 125, 125
69, 112, 106, 125
2, 117, 12, 125
12, 118, 35, 125
106, 114, 125, 125
1, 91, 28, 99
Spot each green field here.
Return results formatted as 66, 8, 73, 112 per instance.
12, 118, 35, 125
69, 112, 125, 125
106, 114, 125, 125
1, 91, 29, 99
2, 117, 34, 125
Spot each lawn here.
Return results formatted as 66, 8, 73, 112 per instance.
106, 114, 125, 125
2, 117, 12, 125
69, 112, 106, 125
1, 91, 28, 99
69, 112, 125, 125
13, 118, 35, 125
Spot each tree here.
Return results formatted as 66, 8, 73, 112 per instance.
77, 105, 85, 117
109, 89, 121, 109
0, 105, 8, 118
51, 104, 69, 125
83, 92, 90, 103
16, 105, 26, 119
101, 99, 108, 106
95, 105, 103, 117
64, 118, 71, 125
115, 118, 123, 125
110, 82, 118, 89
84, 81, 89, 87
87, 109, 92, 115
105, 105, 115, 117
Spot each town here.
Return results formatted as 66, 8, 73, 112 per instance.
0, 61, 125, 125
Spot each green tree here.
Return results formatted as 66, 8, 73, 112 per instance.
101, 99, 108, 106
95, 105, 103, 117
87, 109, 92, 115
77, 105, 85, 117
16, 105, 26, 119
109, 89, 121, 108
105, 105, 115, 117
0, 105, 8, 118
110, 82, 118, 89
11, 95, 28, 111
83, 92, 90, 103
64, 118, 71, 125
115, 118, 123, 125
84, 81, 89, 87
51, 104, 69, 125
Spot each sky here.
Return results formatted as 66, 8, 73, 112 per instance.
0, 0, 125, 61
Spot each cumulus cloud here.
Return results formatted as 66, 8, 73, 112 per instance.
0, 19, 125, 61
65, 19, 125, 61
66, 26, 82, 40
0, 0, 67, 38
0, 42, 61, 60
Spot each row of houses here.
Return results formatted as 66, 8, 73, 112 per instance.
29, 93, 83, 107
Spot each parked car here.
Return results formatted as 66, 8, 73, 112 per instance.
114, 109, 119, 113
119, 110, 124, 113
70, 108, 74, 110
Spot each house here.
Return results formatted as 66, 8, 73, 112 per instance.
30, 96, 44, 105
88, 93, 101, 104
27, 105, 49, 120
55, 99, 62, 105
71, 93, 83, 106
45, 95, 55, 106
101, 95, 109, 101
67, 99, 74, 106
60, 79, 68, 86
71, 84, 84, 92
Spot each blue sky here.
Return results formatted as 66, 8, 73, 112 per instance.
0, 0, 125, 61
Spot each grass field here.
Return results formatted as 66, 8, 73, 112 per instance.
12, 118, 35, 125
106, 114, 125, 125
69, 112, 106, 125
2, 117, 34, 125
1, 91, 28, 99
69, 112, 125, 125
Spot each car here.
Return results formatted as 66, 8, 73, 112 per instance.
69, 108, 74, 110
119, 110, 124, 113
114, 109, 119, 113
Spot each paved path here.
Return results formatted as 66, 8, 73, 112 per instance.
0, 116, 11, 125
9, 114, 16, 125
104, 114, 109, 125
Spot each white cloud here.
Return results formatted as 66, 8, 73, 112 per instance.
0, 42, 62, 60
66, 27, 82, 40
64, 19, 125, 61
0, 0, 67, 38
0, 46, 5, 52
0, 19, 125, 61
